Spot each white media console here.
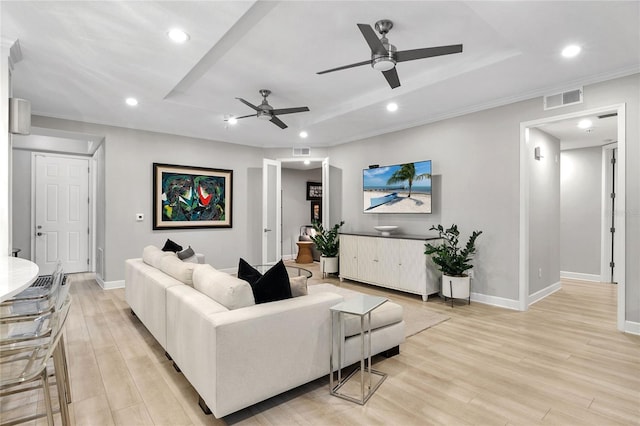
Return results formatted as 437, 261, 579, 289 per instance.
339, 232, 441, 301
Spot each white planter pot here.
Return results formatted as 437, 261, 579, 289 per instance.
441, 274, 470, 299
320, 256, 339, 275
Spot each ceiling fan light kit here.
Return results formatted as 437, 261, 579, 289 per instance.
233, 89, 310, 129
317, 19, 463, 89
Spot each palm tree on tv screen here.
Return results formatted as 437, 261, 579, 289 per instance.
386, 163, 431, 198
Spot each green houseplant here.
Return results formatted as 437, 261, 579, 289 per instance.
310, 220, 344, 275
424, 224, 482, 304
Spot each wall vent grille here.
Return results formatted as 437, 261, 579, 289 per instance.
292, 147, 311, 157
543, 87, 583, 110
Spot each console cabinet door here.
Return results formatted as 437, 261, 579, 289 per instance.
357, 236, 381, 284
339, 235, 358, 279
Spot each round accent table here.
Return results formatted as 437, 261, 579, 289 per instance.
295, 241, 314, 264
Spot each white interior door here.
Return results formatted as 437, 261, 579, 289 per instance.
33, 154, 89, 275
262, 158, 281, 265
322, 157, 329, 227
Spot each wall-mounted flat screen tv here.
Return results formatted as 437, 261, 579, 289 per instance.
363, 160, 432, 214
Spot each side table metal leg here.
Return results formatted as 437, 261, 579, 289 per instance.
360, 315, 365, 403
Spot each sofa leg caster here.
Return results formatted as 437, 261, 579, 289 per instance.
165, 351, 172, 361
198, 395, 212, 415
172, 361, 181, 373
382, 346, 400, 358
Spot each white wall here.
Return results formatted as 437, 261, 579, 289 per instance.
560, 147, 602, 276
329, 73, 639, 317
10, 149, 30, 257
27, 116, 264, 283
10, 74, 639, 324
281, 167, 321, 258
1, 41, 12, 256
528, 128, 560, 294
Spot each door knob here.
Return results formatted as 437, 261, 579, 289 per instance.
264, 228, 272, 232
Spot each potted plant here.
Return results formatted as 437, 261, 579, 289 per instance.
424, 224, 482, 305
310, 220, 344, 276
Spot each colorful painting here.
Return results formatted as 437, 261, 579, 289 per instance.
153, 163, 232, 229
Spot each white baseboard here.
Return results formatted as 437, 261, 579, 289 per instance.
560, 271, 601, 282
624, 321, 640, 335
97, 277, 124, 290
470, 292, 520, 311
528, 281, 562, 306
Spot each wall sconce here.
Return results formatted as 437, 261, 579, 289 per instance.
534, 146, 543, 161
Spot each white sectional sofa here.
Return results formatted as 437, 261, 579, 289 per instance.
125, 246, 405, 418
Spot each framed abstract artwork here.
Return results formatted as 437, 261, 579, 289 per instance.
306, 181, 322, 200
153, 163, 232, 229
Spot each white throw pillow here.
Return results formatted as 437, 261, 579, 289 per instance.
159, 255, 198, 286
193, 264, 255, 310
289, 276, 308, 297
142, 245, 177, 269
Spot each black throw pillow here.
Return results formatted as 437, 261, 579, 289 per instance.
238, 258, 262, 286
245, 260, 292, 304
162, 239, 183, 253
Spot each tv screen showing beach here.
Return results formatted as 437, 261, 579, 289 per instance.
363, 160, 432, 214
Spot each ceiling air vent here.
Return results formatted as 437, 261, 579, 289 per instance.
292, 147, 311, 157
543, 87, 583, 110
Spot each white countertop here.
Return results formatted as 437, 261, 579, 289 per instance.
0, 257, 39, 302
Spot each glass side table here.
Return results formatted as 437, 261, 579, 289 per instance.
329, 294, 388, 405
250, 265, 312, 279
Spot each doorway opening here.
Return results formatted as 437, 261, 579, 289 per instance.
262, 157, 329, 265
519, 104, 626, 331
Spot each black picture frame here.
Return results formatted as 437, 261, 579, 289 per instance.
306, 182, 322, 200
153, 163, 233, 230
310, 201, 322, 222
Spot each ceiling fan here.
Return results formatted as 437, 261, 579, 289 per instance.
232, 89, 309, 129
317, 19, 463, 89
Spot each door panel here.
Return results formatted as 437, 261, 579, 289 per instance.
34, 154, 89, 275
262, 159, 281, 265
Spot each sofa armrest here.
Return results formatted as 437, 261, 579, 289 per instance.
168, 290, 343, 418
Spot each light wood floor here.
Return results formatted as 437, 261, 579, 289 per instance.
2, 266, 638, 425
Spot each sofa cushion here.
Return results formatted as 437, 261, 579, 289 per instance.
142, 245, 177, 269
177, 246, 199, 263
193, 264, 255, 310
246, 260, 292, 304
159, 255, 198, 286
289, 276, 308, 297
162, 238, 183, 253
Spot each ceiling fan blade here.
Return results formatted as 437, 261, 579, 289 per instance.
232, 114, 256, 120
271, 107, 310, 115
236, 97, 260, 111
357, 23, 387, 55
317, 60, 371, 75
396, 44, 463, 62
382, 68, 401, 89
270, 116, 287, 129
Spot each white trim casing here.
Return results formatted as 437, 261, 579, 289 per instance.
528, 281, 562, 306
470, 293, 521, 311
560, 271, 601, 282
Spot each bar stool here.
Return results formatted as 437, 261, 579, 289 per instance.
0, 295, 71, 426
0, 262, 71, 425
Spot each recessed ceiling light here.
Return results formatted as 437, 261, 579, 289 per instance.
562, 44, 581, 58
386, 102, 398, 112
577, 119, 592, 129
227, 117, 238, 125
125, 97, 138, 106
167, 28, 190, 43
299, 131, 308, 138
304, 159, 311, 165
